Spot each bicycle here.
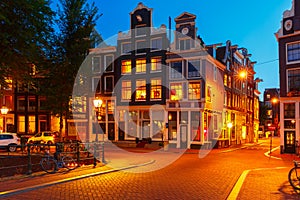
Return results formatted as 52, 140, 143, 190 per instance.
288, 160, 300, 190
40, 150, 77, 174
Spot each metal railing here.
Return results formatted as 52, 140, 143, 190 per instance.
0, 141, 104, 177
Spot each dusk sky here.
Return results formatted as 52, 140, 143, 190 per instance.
53, 0, 293, 100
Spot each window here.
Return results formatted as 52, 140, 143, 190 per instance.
170, 61, 183, 79
284, 103, 295, 118
188, 60, 201, 78
152, 110, 164, 138
151, 57, 162, 72
191, 111, 201, 141
287, 42, 300, 63
207, 86, 212, 102
188, 82, 201, 100
136, 58, 146, 73
104, 76, 114, 93
121, 43, 131, 54
136, 40, 146, 54
288, 69, 300, 93
179, 39, 193, 50
151, 79, 162, 100
92, 56, 100, 73
121, 60, 131, 74
104, 55, 114, 72
151, 38, 162, 51
136, 26, 146, 36
170, 83, 183, 101
214, 66, 217, 81
28, 97, 36, 111
92, 77, 100, 93
224, 74, 228, 86
136, 80, 146, 101
122, 81, 131, 100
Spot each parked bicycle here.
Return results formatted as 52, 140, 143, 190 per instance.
288, 160, 300, 190
40, 150, 77, 173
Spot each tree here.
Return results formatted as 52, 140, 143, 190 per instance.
42, 0, 99, 138
0, 0, 54, 87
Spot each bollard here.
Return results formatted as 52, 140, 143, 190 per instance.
27, 144, 32, 175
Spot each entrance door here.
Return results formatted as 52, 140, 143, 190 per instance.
180, 125, 187, 149
284, 131, 296, 153
142, 121, 150, 139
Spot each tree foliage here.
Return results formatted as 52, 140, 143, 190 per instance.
40, 0, 99, 134
0, 0, 54, 87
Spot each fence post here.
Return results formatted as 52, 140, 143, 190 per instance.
76, 141, 80, 163
93, 142, 97, 167
27, 144, 32, 175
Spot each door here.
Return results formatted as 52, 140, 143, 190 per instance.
108, 123, 115, 140
180, 125, 187, 149
142, 121, 150, 139
284, 131, 295, 153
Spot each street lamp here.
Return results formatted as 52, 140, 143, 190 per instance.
0, 106, 9, 133
92, 97, 106, 164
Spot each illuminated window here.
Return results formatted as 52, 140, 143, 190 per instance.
136, 58, 146, 73
92, 56, 100, 73
151, 79, 162, 100
121, 60, 131, 74
136, 80, 146, 101
188, 82, 201, 100
170, 83, 183, 101
122, 81, 131, 100
151, 57, 162, 72
188, 60, 201, 78
224, 74, 228, 86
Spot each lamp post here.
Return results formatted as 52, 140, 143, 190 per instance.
0, 106, 9, 133
93, 97, 106, 164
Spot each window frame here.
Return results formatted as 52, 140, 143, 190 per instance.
92, 56, 101, 73
188, 82, 201, 100
170, 61, 183, 80
121, 80, 132, 101
104, 75, 114, 94
135, 58, 147, 74
135, 79, 147, 101
121, 60, 132, 75
286, 41, 300, 64
104, 54, 114, 72
150, 78, 162, 101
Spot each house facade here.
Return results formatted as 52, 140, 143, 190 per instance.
85, 2, 259, 149
276, 0, 300, 153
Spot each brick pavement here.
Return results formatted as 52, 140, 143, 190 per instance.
0, 137, 299, 199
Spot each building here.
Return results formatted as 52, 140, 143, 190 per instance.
276, 0, 300, 153
85, 2, 259, 149
263, 88, 280, 136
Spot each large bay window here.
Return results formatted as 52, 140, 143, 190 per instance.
188, 60, 201, 78
136, 80, 146, 101
170, 61, 183, 79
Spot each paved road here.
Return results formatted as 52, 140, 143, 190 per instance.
0, 137, 298, 200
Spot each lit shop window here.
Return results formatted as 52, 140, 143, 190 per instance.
121, 60, 131, 74
136, 58, 146, 73
188, 82, 201, 100
170, 83, 183, 101
151, 79, 162, 100
136, 80, 146, 101
151, 57, 162, 72
122, 81, 131, 100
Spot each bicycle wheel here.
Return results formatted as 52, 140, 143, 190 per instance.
40, 156, 57, 174
62, 156, 77, 170
289, 167, 300, 190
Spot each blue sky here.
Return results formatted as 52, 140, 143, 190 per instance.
53, 0, 293, 100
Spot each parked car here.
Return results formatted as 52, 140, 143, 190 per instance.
27, 131, 57, 145
0, 133, 21, 152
